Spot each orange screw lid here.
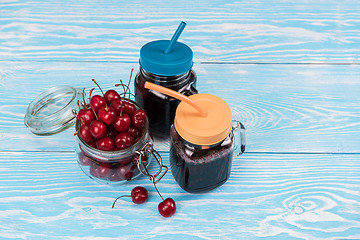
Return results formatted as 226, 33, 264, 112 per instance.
174, 93, 232, 146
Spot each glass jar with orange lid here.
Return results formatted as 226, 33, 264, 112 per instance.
169, 94, 245, 193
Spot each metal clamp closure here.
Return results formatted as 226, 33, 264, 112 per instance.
135, 142, 168, 184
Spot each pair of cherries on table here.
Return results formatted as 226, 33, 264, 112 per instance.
112, 186, 176, 218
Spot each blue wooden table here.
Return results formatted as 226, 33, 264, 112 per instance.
1, 1, 360, 239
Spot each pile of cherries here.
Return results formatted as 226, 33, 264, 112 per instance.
77, 84, 147, 152
76, 79, 148, 182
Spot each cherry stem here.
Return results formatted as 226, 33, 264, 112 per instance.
116, 80, 127, 101
76, 100, 86, 125
112, 195, 132, 208
77, 100, 81, 110
120, 80, 126, 96
82, 88, 87, 107
114, 81, 125, 93
89, 88, 95, 102
114, 81, 126, 116
92, 79, 105, 97
92, 79, 108, 109
126, 68, 133, 102
88, 88, 98, 119
115, 68, 133, 103
152, 179, 164, 202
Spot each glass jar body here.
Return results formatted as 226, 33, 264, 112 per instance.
75, 127, 152, 185
74, 99, 152, 185
135, 67, 197, 137
169, 125, 234, 193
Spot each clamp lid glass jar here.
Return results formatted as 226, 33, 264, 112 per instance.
135, 22, 198, 138
169, 94, 246, 193
24, 85, 167, 185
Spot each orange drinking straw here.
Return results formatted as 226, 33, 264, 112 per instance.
144, 82, 207, 118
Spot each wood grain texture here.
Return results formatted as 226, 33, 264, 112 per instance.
1, 61, 359, 153
0, 152, 359, 239
0, 0, 359, 63
1, 1, 359, 239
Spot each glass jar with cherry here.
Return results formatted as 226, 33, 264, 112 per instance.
75, 98, 153, 185
74, 79, 166, 185
25, 78, 167, 185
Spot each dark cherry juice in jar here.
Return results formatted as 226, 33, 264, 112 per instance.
170, 127, 234, 193
135, 22, 197, 137
169, 94, 245, 193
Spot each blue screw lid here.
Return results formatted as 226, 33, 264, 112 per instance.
139, 40, 193, 76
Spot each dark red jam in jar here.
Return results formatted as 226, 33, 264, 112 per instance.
168, 93, 245, 193
135, 24, 197, 137
170, 126, 234, 193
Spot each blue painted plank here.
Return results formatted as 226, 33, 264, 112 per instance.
0, 61, 359, 153
0, 0, 359, 63
0, 1, 359, 240
0, 152, 359, 239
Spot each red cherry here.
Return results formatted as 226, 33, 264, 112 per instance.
78, 109, 95, 125
113, 156, 132, 167
78, 152, 92, 166
123, 102, 136, 116
110, 100, 136, 116
98, 106, 117, 125
106, 127, 119, 140
112, 186, 148, 208
109, 163, 134, 181
113, 113, 131, 132
88, 140, 96, 148
110, 99, 123, 114
127, 127, 138, 138
89, 163, 112, 179
158, 198, 176, 218
79, 124, 93, 143
131, 186, 148, 204
90, 120, 107, 139
132, 109, 147, 129
135, 128, 145, 143
108, 171, 122, 181
115, 132, 134, 150
104, 89, 120, 104
132, 153, 148, 166
96, 137, 115, 151
118, 164, 134, 180
90, 95, 106, 112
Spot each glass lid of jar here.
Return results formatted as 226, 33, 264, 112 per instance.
24, 85, 83, 135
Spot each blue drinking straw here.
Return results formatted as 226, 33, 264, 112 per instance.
164, 21, 187, 54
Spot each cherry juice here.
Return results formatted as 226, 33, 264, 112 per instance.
169, 126, 234, 193
135, 68, 197, 137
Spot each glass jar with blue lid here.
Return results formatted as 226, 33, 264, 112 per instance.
135, 22, 197, 138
